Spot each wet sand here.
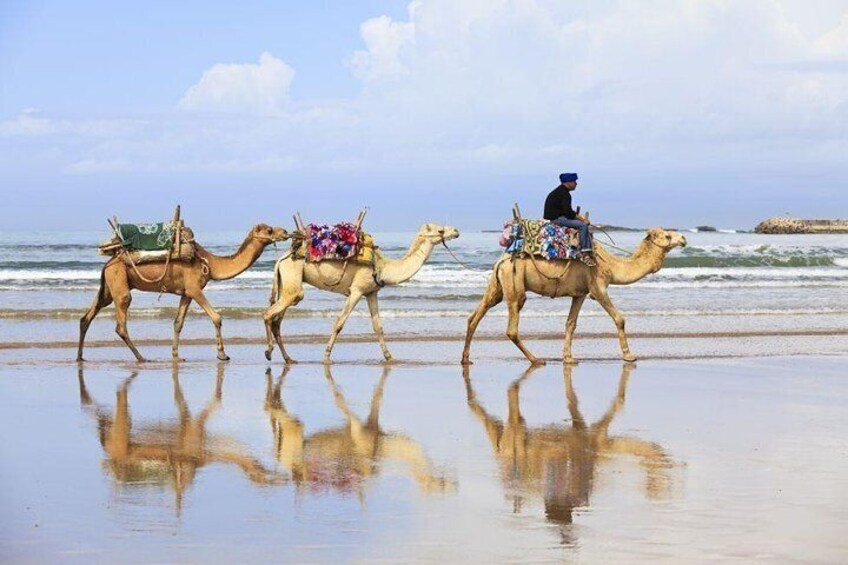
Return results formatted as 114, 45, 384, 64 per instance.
1, 343, 847, 563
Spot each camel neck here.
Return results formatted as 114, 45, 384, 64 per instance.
378, 235, 435, 286
597, 239, 667, 285
195, 235, 268, 281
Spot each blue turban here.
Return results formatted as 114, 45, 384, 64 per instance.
559, 173, 578, 183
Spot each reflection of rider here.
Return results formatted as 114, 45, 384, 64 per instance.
544, 172, 595, 265
77, 363, 283, 515
265, 365, 454, 497
463, 363, 673, 536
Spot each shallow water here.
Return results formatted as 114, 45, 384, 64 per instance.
1, 352, 846, 563
1, 230, 847, 351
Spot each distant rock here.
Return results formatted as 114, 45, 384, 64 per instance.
695, 225, 717, 232
754, 217, 848, 234
594, 224, 643, 232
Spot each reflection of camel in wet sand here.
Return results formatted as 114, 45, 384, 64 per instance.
463, 364, 672, 530
265, 365, 453, 497
78, 364, 283, 513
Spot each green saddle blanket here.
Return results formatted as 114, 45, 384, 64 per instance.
118, 222, 177, 251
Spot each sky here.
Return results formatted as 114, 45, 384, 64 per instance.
1, 0, 846, 232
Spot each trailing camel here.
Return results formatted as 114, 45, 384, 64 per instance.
463, 364, 674, 531
265, 365, 454, 495
264, 223, 460, 364
78, 223, 288, 362
77, 364, 283, 515
462, 227, 687, 365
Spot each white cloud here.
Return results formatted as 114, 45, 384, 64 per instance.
178, 51, 295, 115
3, 1, 847, 181
348, 5, 417, 83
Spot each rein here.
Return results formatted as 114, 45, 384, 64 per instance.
440, 240, 481, 271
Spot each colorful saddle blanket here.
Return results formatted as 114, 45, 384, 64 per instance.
294, 222, 377, 264
499, 219, 580, 260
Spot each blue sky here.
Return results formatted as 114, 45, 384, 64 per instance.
1, 0, 846, 231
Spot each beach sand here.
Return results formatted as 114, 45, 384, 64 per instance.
1, 339, 846, 563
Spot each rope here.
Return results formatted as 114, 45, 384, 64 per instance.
122, 247, 172, 285
526, 251, 571, 281
600, 241, 637, 255
440, 240, 481, 271
327, 259, 349, 287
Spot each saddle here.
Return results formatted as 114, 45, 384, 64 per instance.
291, 222, 377, 265
98, 208, 196, 265
499, 219, 580, 260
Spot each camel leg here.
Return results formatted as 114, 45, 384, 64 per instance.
366, 366, 391, 427
77, 280, 113, 362
366, 293, 393, 362
505, 290, 544, 366
461, 272, 503, 365
191, 291, 229, 361
563, 365, 587, 430
592, 287, 636, 362
264, 259, 304, 363
323, 290, 364, 364
113, 290, 146, 362
171, 296, 192, 361
263, 290, 302, 364
563, 295, 587, 364
591, 363, 633, 435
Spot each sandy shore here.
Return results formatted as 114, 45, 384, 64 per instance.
1, 349, 846, 563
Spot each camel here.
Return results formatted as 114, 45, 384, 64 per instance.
78, 223, 288, 362
264, 365, 454, 496
77, 364, 284, 514
463, 364, 674, 534
462, 227, 687, 365
264, 223, 460, 364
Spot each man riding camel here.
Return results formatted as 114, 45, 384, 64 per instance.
544, 172, 596, 266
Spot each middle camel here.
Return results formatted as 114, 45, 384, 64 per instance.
264, 223, 460, 363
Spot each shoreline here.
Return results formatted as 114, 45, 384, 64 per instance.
4, 327, 846, 350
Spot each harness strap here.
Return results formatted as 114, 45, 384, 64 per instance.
122, 247, 173, 285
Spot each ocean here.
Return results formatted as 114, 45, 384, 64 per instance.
0, 229, 846, 355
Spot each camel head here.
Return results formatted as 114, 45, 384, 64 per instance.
417, 223, 461, 244
250, 224, 289, 244
644, 228, 687, 252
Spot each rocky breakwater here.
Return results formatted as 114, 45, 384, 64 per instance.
754, 217, 848, 234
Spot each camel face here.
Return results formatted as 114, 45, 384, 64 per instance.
646, 227, 687, 250
419, 223, 460, 243
252, 224, 289, 243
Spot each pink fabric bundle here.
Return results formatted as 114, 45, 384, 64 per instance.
307, 222, 360, 262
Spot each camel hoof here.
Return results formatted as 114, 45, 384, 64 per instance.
563, 357, 578, 366
284, 357, 298, 365
264, 349, 273, 361
623, 354, 637, 363
460, 356, 473, 366
530, 359, 547, 367
217, 353, 231, 362
136, 358, 148, 364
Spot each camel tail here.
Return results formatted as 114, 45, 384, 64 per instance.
98, 266, 108, 302
97, 259, 117, 302
270, 258, 283, 305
